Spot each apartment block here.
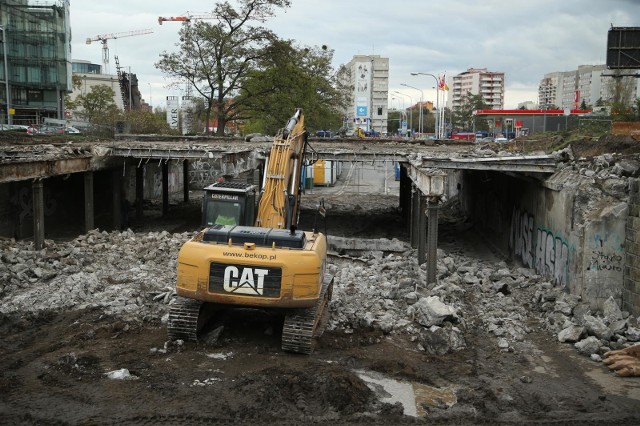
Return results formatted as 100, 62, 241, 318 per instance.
343, 55, 389, 134
538, 64, 639, 109
0, 0, 72, 125
447, 68, 504, 111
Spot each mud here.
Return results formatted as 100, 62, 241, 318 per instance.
2, 305, 639, 425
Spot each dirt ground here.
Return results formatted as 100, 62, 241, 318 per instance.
2, 284, 640, 425
2, 198, 640, 425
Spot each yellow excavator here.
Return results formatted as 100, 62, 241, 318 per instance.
168, 109, 332, 354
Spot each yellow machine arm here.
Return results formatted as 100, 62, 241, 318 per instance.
255, 109, 306, 229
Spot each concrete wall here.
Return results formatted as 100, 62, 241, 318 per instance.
465, 168, 630, 312
624, 179, 640, 315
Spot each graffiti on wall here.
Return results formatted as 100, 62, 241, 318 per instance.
510, 207, 570, 287
189, 160, 220, 187
587, 235, 623, 273
588, 250, 623, 272
10, 186, 58, 225
509, 208, 535, 268
535, 228, 569, 287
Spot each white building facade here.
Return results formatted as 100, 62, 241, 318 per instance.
447, 68, 504, 111
344, 55, 389, 134
538, 64, 639, 110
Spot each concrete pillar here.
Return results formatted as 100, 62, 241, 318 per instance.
183, 159, 189, 203
162, 161, 169, 217
399, 163, 411, 227
84, 171, 94, 232
112, 169, 121, 230
411, 186, 420, 249
426, 200, 440, 285
418, 195, 426, 265
32, 179, 45, 250
135, 165, 144, 221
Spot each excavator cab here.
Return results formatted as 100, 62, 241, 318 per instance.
201, 181, 257, 228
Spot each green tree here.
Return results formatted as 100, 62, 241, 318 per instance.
451, 93, 489, 131
72, 84, 119, 124
238, 41, 348, 134
155, 0, 290, 136
64, 75, 83, 111
126, 110, 174, 134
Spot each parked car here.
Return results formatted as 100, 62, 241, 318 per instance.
0, 124, 30, 133
65, 126, 81, 134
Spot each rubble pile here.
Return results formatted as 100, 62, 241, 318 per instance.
328, 248, 544, 354
0, 229, 187, 322
534, 285, 640, 359
1, 229, 638, 360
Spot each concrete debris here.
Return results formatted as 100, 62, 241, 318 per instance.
410, 296, 458, 327
575, 336, 601, 356
2, 228, 639, 361
557, 325, 585, 343
105, 368, 138, 380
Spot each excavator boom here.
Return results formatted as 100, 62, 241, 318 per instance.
255, 109, 306, 229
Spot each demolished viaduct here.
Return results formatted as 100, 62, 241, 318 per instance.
0, 135, 638, 315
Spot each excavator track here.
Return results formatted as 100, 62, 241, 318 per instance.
167, 296, 204, 342
281, 275, 334, 354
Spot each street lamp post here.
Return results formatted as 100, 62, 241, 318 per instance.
401, 83, 423, 136
0, 25, 11, 126
411, 72, 440, 139
393, 91, 413, 137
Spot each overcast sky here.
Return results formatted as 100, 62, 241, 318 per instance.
70, 0, 640, 109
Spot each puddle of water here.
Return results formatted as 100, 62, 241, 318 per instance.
355, 369, 457, 417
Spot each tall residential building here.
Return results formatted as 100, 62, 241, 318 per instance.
538, 72, 562, 109
343, 55, 389, 134
538, 64, 639, 109
447, 68, 504, 111
0, 0, 72, 125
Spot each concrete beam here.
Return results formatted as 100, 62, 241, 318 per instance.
419, 155, 557, 174
0, 157, 92, 183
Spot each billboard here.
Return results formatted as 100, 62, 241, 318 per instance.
166, 96, 179, 129
354, 61, 371, 128
607, 27, 640, 69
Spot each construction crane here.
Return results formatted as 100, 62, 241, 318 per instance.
158, 13, 218, 25
86, 29, 154, 74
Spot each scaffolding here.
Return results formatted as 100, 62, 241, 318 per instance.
0, 0, 72, 124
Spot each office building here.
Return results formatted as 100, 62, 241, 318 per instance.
0, 0, 72, 125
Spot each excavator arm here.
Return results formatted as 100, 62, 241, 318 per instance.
255, 109, 306, 229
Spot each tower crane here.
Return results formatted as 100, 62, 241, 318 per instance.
158, 12, 218, 25
86, 29, 154, 74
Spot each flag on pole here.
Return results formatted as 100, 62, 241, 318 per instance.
439, 74, 449, 91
